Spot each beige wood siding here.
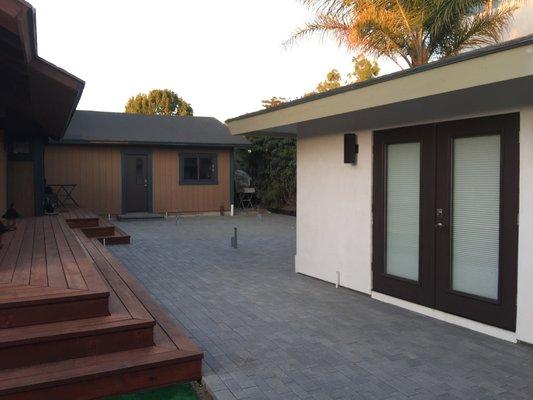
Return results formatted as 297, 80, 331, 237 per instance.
7, 161, 34, 217
153, 149, 231, 213
44, 146, 122, 215
45, 146, 231, 215
0, 131, 6, 216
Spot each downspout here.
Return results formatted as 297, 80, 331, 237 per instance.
229, 147, 235, 209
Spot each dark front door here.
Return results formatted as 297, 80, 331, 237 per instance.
372, 114, 519, 331
125, 154, 149, 213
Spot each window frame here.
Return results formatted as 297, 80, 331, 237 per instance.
179, 152, 219, 185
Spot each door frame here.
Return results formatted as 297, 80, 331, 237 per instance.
121, 148, 153, 214
434, 113, 519, 331
372, 113, 519, 331
372, 124, 436, 307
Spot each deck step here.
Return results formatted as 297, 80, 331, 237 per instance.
65, 218, 99, 229
62, 209, 132, 246
0, 316, 155, 370
0, 287, 109, 328
81, 226, 115, 238
66, 214, 132, 245
95, 221, 131, 245
117, 212, 164, 221
97, 234, 131, 245
0, 346, 202, 400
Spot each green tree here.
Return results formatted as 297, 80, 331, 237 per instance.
125, 89, 193, 116
287, 0, 521, 68
236, 135, 297, 208
316, 69, 342, 92
261, 97, 288, 109
235, 98, 297, 208
349, 54, 380, 82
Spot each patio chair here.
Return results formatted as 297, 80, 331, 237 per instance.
234, 170, 256, 210
238, 187, 256, 209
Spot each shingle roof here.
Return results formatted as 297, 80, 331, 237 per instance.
60, 111, 249, 147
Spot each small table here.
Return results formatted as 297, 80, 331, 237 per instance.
48, 184, 79, 208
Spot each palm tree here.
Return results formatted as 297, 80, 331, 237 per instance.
286, 0, 523, 68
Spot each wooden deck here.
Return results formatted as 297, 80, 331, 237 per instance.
0, 211, 202, 399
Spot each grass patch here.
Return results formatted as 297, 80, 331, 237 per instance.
106, 384, 198, 400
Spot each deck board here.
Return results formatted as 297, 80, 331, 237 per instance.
0, 221, 28, 283
50, 217, 87, 290
11, 219, 35, 286
0, 229, 16, 267
43, 217, 67, 289
0, 287, 84, 302
75, 233, 151, 321
0, 222, 26, 283
57, 218, 108, 292
30, 218, 48, 287
105, 279, 130, 317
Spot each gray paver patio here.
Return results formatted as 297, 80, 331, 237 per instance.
109, 214, 533, 400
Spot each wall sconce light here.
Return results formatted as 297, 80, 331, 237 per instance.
344, 133, 358, 164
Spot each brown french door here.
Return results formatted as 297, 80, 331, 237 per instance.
372, 114, 519, 331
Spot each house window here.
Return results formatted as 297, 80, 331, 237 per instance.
180, 153, 218, 185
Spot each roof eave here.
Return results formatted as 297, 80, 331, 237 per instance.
49, 139, 250, 148
226, 34, 533, 137
1, 0, 85, 139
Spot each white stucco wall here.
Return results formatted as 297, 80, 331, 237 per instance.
517, 105, 533, 344
296, 107, 533, 344
296, 131, 373, 294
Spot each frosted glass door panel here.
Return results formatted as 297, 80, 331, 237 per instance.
452, 135, 500, 300
385, 142, 420, 281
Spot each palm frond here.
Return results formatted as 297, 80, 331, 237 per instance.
438, 4, 517, 56
348, 0, 420, 66
426, 0, 517, 39
297, 0, 354, 16
287, 0, 523, 68
283, 13, 354, 48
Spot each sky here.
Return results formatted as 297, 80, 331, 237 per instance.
30, 1, 533, 122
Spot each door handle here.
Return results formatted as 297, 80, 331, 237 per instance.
435, 222, 445, 230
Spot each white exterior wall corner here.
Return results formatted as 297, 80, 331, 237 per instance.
295, 106, 533, 345
517, 105, 533, 345
296, 131, 372, 294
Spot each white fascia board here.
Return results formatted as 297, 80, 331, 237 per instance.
228, 43, 533, 136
